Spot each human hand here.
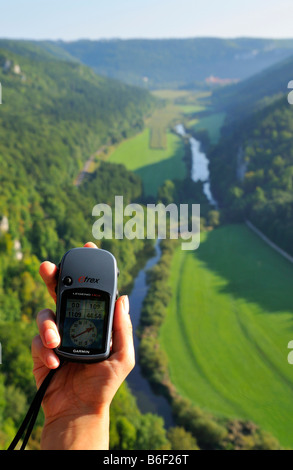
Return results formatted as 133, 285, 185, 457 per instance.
31, 242, 135, 450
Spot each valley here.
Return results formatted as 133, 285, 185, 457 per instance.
105, 87, 293, 448
1, 37, 293, 450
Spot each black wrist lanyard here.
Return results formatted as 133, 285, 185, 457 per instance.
7, 362, 64, 451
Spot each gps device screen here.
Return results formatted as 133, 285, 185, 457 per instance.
59, 288, 110, 355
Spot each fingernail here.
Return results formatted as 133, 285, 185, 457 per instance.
121, 295, 129, 315
47, 354, 59, 369
45, 328, 59, 345
42, 261, 56, 270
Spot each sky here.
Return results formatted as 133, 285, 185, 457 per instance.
0, 0, 292, 41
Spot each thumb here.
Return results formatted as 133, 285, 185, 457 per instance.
110, 296, 135, 375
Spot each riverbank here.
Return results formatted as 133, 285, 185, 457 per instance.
126, 240, 175, 428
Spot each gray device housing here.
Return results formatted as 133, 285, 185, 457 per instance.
55, 247, 118, 363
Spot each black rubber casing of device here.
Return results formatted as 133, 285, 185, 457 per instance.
54, 247, 118, 363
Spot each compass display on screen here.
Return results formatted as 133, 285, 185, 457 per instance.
69, 319, 98, 347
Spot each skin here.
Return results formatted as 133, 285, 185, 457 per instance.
31, 242, 135, 450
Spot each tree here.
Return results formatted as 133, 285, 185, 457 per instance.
167, 426, 199, 450
116, 416, 137, 450
207, 210, 220, 227
136, 413, 170, 450
158, 180, 176, 205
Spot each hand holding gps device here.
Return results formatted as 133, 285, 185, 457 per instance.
8, 246, 119, 450
55, 247, 118, 363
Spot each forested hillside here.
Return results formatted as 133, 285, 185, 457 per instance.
0, 43, 155, 255
208, 93, 293, 256
0, 42, 173, 449
31, 37, 293, 89
212, 53, 293, 121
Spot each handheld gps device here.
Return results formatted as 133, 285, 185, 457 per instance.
54, 247, 118, 363
7, 246, 119, 450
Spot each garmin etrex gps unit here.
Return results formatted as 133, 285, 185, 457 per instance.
54, 247, 118, 363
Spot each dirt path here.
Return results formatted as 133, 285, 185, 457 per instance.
73, 145, 107, 186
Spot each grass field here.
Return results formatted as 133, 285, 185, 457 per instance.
159, 224, 293, 448
108, 127, 186, 197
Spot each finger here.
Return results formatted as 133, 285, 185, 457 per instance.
32, 335, 60, 370
39, 261, 58, 302
83, 242, 98, 248
36, 308, 60, 349
110, 296, 135, 374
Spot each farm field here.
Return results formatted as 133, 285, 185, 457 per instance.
159, 224, 293, 448
147, 105, 177, 149
108, 127, 186, 197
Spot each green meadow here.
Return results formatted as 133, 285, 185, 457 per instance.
108, 127, 186, 197
159, 224, 293, 448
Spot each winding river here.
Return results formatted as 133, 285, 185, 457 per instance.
126, 240, 174, 427
174, 123, 217, 207
126, 123, 216, 427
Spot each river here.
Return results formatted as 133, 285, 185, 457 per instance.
174, 123, 217, 206
126, 240, 174, 428
126, 123, 216, 428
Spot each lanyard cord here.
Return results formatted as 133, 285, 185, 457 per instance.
7, 362, 64, 451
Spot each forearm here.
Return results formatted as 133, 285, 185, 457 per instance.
41, 406, 110, 450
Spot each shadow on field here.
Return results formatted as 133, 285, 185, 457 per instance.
194, 223, 293, 315
134, 139, 186, 197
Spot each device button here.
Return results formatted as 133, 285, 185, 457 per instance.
63, 276, 73, 286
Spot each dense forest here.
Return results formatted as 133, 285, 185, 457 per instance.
209, 91, 293, 256
0, 43, 155, 248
